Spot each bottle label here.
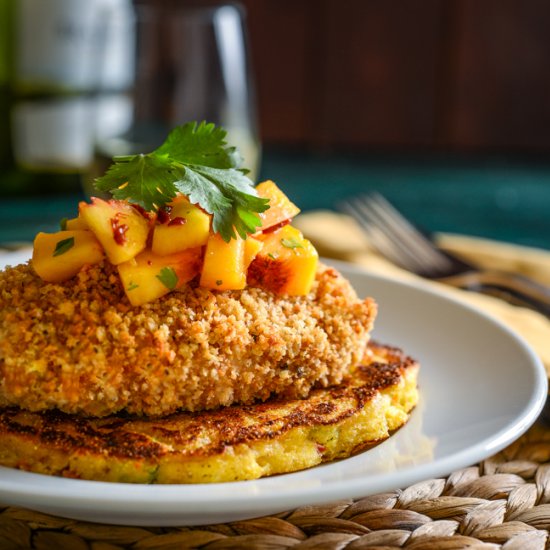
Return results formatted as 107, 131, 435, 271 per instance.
15, 0, 135, 92
12, 98, 95, 170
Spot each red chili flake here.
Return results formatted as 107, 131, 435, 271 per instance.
131, 204, 150, 219
157, 206, 172, 224
316, 443, 326, 454
168, 216, 186, 226
111, 216, 129, 245
262, 219, 291, 234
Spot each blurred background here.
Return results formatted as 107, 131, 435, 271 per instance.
244, 0, 550, 153
1, 0, 549, 249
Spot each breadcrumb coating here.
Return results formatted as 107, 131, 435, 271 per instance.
0, 261, 376, 417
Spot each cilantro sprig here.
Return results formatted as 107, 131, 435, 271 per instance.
94, 121, 269, 242
281, 237, 303, 250
156, 267, 179, 290
53, 237, 75, 257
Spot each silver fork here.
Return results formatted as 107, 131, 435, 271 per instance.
339, 193, 550, 318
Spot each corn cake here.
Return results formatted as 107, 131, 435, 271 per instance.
0, 342, 418, 483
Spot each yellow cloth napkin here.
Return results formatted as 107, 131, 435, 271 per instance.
294, 211, 550, 375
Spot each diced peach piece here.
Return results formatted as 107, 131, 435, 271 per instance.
256, 180, 300, 232
248, 225, 318, 296
79, 198, 150, 265
152, 197, 211, 256
65, 216, 88, 230
118, 247, 202, 306
32, 230, 104, 283
244, 236, 263, 269
200, 233, 246, 290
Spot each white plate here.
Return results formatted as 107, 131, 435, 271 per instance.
0, 255, 546, 526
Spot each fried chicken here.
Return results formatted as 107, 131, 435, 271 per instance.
0, 261, 376, 417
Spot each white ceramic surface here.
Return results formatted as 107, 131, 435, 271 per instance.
0, 255, 546, 526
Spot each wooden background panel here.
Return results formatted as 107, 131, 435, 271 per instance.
238, 0, 550, 151
243, 0, 317, 144
448, 0, 550, 151
319, 0, 443, 148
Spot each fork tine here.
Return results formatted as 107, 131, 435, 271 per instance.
359, 193, 454, 272
362, 194, 440, 263
338, 201, 415, 270
340, 193, 455, 275
349, 199, 428, 272
339, 195, 550, 317
368, 226, 423, 270
339, 199, 426, 272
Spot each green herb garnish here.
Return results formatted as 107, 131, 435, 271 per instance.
94, 121, 270, 242
281, 237, 303, 250
53, 237, 75, 257
59, 217, 68, 231
127, 282, 139, 291
156, 267, 178, 290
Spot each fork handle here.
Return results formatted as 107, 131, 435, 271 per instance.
439, 270, 550, 318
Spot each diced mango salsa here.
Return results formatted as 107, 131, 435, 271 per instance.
32, 230, 104, 283
200, 233, 246, 290
118, 247, 203, 306
80, 198, 150, 265
65, 216, 88, 230
32, 180, 318, 304
249, 225, 318, 296
256, 180, 300, 231
152, 198, 211, 256
244, 236, 263, 269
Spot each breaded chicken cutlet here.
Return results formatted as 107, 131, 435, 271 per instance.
0, 342, 418, 483
0, 261, 376, 417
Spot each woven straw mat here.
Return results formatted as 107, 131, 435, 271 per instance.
3, 422, 550, 549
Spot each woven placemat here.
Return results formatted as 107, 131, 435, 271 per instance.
2, 423, 550, 549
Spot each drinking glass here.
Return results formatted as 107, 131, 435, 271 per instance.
86, 1, 261, 196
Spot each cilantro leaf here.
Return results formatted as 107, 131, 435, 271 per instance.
281, 237, 304, 250
156, 121, 242, 169
94, 121, 268, 240
175, 164, 268, 240
95, 154, 180, 210
53, 237, 75, 257
156, 267, 179, 290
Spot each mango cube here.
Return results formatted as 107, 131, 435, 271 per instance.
32, 230, 104, 283
200, 233, 246, 290
152, 197, 211, 256
249, 225, 318, 295
79, 198, 150, 265
118, 247, 202, 306
65, 216, 88, 230
256, 180, 300, 232
244, 236, 263, 269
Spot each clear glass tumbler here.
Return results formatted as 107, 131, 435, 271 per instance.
86, 1, 261, 196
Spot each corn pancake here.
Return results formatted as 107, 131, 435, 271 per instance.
0, 260, 376, 417
0, 342, 418, 483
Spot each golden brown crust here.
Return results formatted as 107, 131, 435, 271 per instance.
0, 261, 376, 417
0, 342, 419, 483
